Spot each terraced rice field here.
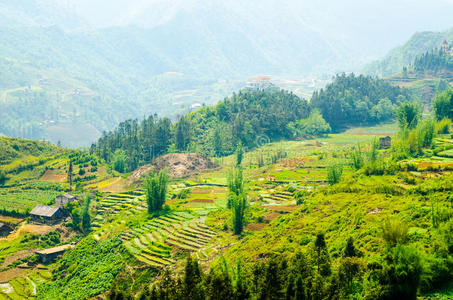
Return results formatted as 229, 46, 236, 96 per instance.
92, 191, 146, 228
120, 212, 217, 268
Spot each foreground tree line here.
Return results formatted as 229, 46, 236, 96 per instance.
109, 224, 444, 300
90, 74, 411, 173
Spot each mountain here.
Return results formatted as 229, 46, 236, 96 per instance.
363, 28, 453, 77
1, 0, 453, 146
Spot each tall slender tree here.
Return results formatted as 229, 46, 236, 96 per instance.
144, 170, 169, 213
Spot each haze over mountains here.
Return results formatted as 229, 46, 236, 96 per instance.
0, 0, 452, 146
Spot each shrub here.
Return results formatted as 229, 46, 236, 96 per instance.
327, 163, 343, 185
435, 118, 451, 134
381, 219, 408, 247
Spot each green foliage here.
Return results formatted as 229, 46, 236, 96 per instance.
227, 168, 247, 235
38, 236, 123, 300
111, 149, 127, 173
432, 88, 453, 120
171, 188, 191, 200
417, 118, 435, 148
435, 117, 451, 134
381, 219, 408, 247
144, 170, 169, 213
327, 162, 343, 185
235, 142, 244, 167
175, 116, 192, 152
395, 101, 422, 130
82, 193, 91, 233
311, 73, 408, 130
344, 236, 357, 258
350, 144, 364, 170
0, 168, 7, 186
287, 109, 331, 138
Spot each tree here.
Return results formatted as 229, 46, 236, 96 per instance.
144, 170, 169, 213
432, 88, 453, 120
67, 160, 73, 189
314, 232, 331, 276
175, 116, 191, 151
288, 109, 331, 138
327, 163, 343, 185
344, 236, 357, 258
182, 255, 204, 300
227, 167, 244, 208
111, 149, 127, 173
231, 192, 247, 235
227, 168, 247, 234
395, 101, 422, 130
0, 169, 7, 186
350, 144, 364, 170
82, 193, 91, 233
235, 142, 244, 166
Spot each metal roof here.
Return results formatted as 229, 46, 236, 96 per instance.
30, 205, 60, 217
36, 244, 73, 255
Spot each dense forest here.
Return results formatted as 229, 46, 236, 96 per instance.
310, 73, 409, 130
91, 76, 410, 172
91, 89, 309, 172
412, 47, 453, 75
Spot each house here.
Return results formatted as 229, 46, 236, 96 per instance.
36, 244, 74, 263
0, 222, 12, 237
246, 76, 274, 91
30, 205, 62, 224
55, 194, 77, 208
379, 136, 392, 149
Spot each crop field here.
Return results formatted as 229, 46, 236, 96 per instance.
0, 182, 63, 214
92, 191, 146, 228
120, 212, 217, 268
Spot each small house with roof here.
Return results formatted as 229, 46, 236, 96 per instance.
0, 222, 13, 237
30, 205, 62, 224
55, 194, 78, 208
246, 76, 274, 91
36, 244, 74, 263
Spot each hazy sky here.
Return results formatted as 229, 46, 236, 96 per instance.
63, 0, 453, 57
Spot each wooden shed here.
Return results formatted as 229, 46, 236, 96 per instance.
36, 244, 74, 263
30, 205, 62, 224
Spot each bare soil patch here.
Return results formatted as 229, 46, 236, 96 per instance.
246, 223, 266, 232
40, 169, 66, 182
0, 268, 26, 283
192, 189, 212, 194
0, 250, 36, 269
128, 153, 219, 186
263, 205, 298, 213
264, 212, 282, 222
191, 199, 214, 203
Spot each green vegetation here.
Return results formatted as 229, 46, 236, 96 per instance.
144, 170, 169, 213
395, 101, 422, 129
433, 88, 453, 120
311, 73, 408, 130
38, 237, 124, 300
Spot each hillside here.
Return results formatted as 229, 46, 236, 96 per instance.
363, 28, 453, 77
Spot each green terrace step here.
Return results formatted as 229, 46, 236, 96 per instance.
139, 252, 173, 266
171, 230, 209, 246
135, 254, 165, 268
165, 237, 199, 251
178, 229, 211, 243
189, 222, 216, 234
172, 211, 194, 219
